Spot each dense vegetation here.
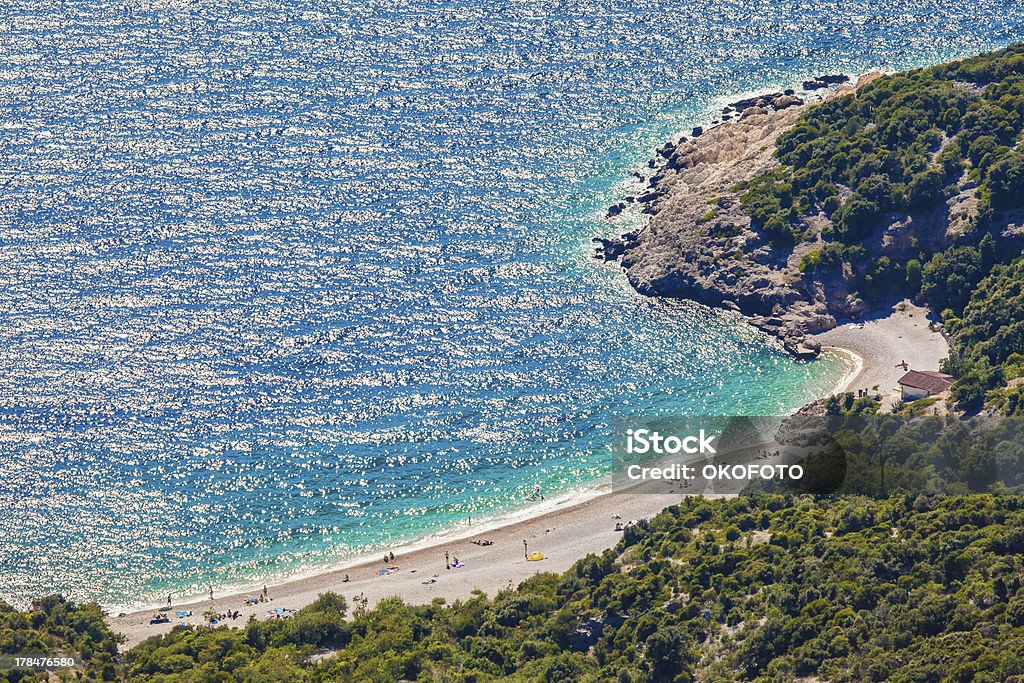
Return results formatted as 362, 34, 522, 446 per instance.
736, 44, 1024, 412
11, 495, 1024, 682
0, 596, 122, 681
742, 44, 1024, 249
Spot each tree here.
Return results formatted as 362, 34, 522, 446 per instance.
645, 626, 695, 681
906, 259, 923, 294
835, 196, 881, 242
907, 169, 945, 208
988, 152, 1024, 209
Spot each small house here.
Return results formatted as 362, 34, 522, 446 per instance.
897, 370, 954, 401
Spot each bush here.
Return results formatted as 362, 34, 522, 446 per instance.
906, 259, 922, 293
987, 152, 1024, 209
835, 196, 881, 241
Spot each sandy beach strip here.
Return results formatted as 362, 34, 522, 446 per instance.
109, 490, 697, 649
815, 300, 950, 401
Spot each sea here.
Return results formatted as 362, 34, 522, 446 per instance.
1, 0, 1022, 609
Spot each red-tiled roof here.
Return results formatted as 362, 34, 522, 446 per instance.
898, 370, 954, 394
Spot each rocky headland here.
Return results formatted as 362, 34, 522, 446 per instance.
595, 74, 879, 357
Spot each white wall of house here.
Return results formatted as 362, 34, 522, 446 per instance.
901, 385, 930, 401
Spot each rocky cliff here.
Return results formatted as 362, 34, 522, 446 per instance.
596, 75, 881, 357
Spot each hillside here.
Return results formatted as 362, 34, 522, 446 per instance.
8, 495, 1024, 682
604, 44, 1024, 411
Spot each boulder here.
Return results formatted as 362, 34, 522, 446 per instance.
818, 74, 850, 85
771, 94, 803, 110
592, 237, 625, 261
843, 294, 866, 317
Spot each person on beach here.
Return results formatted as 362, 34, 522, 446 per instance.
343, 574, 349, 583
445, 551, 450, 570
209, 585, 213, 601
167, 594, 172, 608
389, 551, 394, 562
523, 539, 528, 558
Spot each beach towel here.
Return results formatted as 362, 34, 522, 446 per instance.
175, 611, 191, 618
527, 551, 545, 561
452, 560, 465, 568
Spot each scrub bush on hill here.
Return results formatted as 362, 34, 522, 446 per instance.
940, 258, 1024, 413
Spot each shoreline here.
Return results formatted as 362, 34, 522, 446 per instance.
109, 488, 693, 649
108, 480, 609, 615
106, 313, 946, 651
824, 346, 867, 395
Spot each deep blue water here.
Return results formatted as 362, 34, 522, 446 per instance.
1, 0, 1023, 608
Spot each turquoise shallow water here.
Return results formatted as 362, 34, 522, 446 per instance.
1, 0, 1023, 608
